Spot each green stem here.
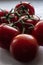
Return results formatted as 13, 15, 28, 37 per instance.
6, 8, 13, 18
15, 11, 21, 17
22, 27, 25, 34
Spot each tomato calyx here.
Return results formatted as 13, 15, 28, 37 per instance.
14, 4, 30, 17
14, 1, 33, 17
14, 1, 35, 15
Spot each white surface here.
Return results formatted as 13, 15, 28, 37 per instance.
0, 1, 43, 65
0, 46, 43, 65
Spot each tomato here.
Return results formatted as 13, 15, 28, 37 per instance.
0, 10, 18, 24
0, 18, 9, 24
0, 10, 8, 17
23, 15, 40, 25
10, 34, 38, 62
14, 2, 35, 15
13, 15, 40, 34
22, 15, 40, 34
10, 14, 19, 23
0, 24, 20, 50
12, 22, 22, 33
0, 10, 9, 24
32, 21, 43, 46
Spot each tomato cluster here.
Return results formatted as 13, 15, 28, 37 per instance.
0, 2, 43, 62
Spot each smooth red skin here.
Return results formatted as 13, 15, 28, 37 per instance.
10, 14, 19, 23
0, 18, 9, 24
0, 24, 20, 50
13, 22, 22, 33
15, 2, 35, 15
0, 11, 4, 17
10, 34, 38, 62
0, 11, 8, 17
32, 21, 43, 46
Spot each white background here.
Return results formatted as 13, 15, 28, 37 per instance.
0, 0, 43, 65
0, 0, 43, 19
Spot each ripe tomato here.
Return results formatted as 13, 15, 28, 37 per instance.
13, 15, 40, 34
14, 2, 35, 15
10, 34, 38, 62
23, 15, 40, 25
0, 10, 8, 17
0, 10, 9, 24
10, 14, 19, 23
0, 24, 20, 50
32, 20, 43, 46
0, 18, 9, 24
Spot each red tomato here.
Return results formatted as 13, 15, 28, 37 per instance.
23, 15, 40, 25
10, 14, 19, 23
12, 22, 22, 33
0, 18, 9, 24
14, 2, 35, 15
13, 15, 40, 34
32, 20, 43, 46
10, 34, 38, 62
0, 10, 8, 17
0, 10, 9, 24
0, 24, 20, 50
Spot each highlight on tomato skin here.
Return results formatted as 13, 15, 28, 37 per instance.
0, 24, 20, 50
10, 34, 38, 62
32, 20, 43, 46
